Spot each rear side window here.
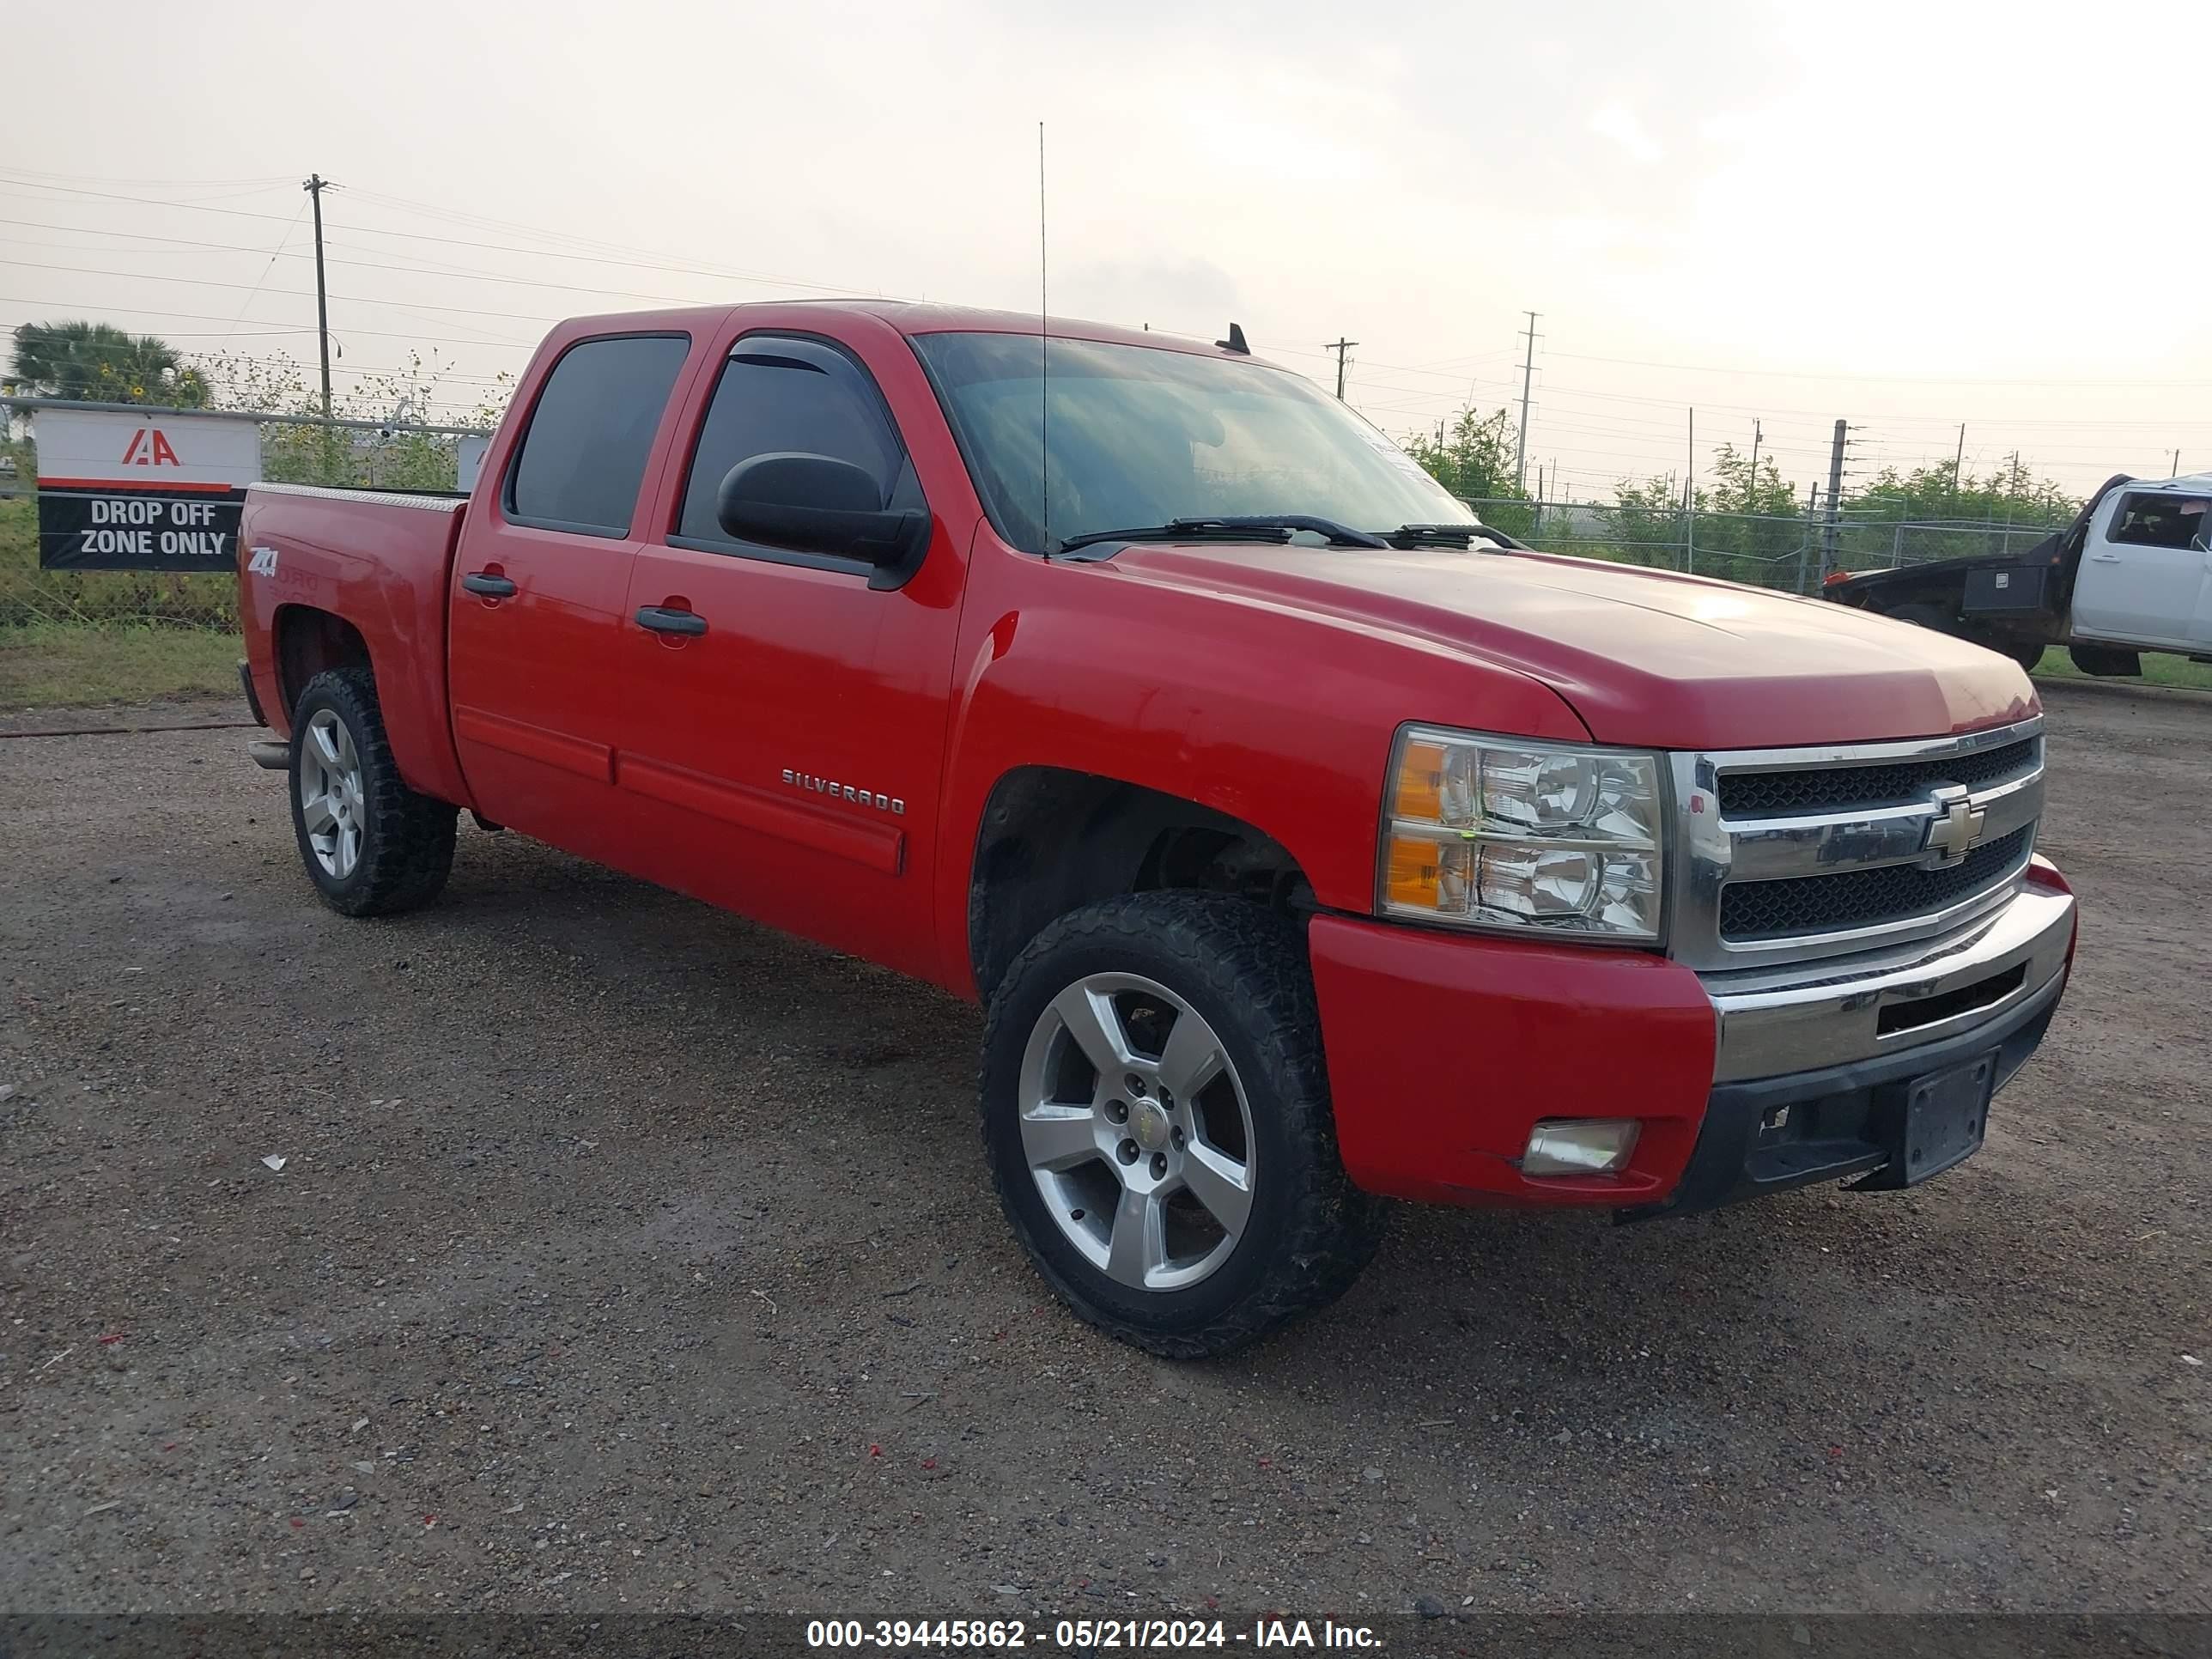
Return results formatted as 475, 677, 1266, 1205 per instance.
506, 334, 690, 536
2108, 492, 2211, 550
675, 336, 921, 551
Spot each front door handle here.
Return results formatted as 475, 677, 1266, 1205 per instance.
462, 571, 518, 597
635, 605, 708, 637
2087, 553, 2122, 563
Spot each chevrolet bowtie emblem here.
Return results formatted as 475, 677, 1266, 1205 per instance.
1921, 783, 1987, 868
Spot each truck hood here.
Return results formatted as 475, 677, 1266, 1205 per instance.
1110, 542, 2038, 750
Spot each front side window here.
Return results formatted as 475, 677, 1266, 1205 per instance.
506, 333, 690, 537
909, 331, 1474, 553
676, 337, 921, 551
2108, 492, 2212, 550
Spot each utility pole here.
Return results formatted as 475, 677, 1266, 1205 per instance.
1683, 406, 1697, 573
1514, 311, 1540, 493
303, 173, 333, 422
1954, 422, 1966, 499
1820, 419, 1847, 579
303, 173, 335, 477
1684, 408, 1696, 507
1324, 337, 1358, 400
1747, 418, 1761, 503
1799, 481, 1820, 592
2173, 447, 2184, 477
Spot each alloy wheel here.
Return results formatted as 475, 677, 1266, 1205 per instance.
1015, 972, 1257, 1292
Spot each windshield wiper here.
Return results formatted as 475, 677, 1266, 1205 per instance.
1385, 522, 1526, 550
1052, 515, 1391, 556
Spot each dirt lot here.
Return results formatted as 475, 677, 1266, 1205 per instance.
1, 681, 2207, 1621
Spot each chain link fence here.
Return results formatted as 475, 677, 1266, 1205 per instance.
0, 408, 2083, 630
1463, 498, 2070, 593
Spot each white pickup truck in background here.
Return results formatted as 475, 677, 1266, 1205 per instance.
1824, 471, 2212, 677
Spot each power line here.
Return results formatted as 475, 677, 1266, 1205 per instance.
0, 175, 905, 301
0, 167, 297, 189
5, 171, 2187, 497
12, 172, 2209, 398
218, 197, 308, 354
0, 221, 805, 313
0, 259, 554, 338
0, 293, 538, 351
1545, 346, 2212, 390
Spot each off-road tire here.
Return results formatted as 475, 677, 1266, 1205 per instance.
979, 893, 1387, 1358
288, 667, 458, 917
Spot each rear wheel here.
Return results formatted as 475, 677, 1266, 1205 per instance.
2069, 642, 2143, 678
288, 668, 458, 917
979, 893, 1385, 1358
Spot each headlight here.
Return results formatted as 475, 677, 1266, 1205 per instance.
1378, 726, 1666, 941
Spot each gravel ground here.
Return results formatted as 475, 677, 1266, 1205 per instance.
1, 680, 2207, 1620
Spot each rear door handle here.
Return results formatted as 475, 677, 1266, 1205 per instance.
462, 572, 518, 597
636, 605, 708, 637
2087, 553, 2122, 563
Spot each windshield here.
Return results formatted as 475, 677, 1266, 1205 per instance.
909, 331, 1475, 552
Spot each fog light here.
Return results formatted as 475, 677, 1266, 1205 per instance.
1522, 1118, 1640, 1176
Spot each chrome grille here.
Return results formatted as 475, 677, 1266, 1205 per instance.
1716, 737, 2039, 817
1667, 717, 2045, 972
1719, 825, 2033, 940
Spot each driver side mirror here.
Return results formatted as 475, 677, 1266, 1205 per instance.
716, 453, 928, 588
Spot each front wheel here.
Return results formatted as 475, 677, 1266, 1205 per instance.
288, 667, 458, 917
979, 893, 1385, 1358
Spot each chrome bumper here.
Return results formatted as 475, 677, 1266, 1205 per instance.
1702, 882, 2075, 1084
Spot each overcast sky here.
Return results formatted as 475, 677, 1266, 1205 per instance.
7, 0, 2206, 499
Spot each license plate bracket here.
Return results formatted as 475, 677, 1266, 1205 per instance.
1853, 1050, 1997, 1192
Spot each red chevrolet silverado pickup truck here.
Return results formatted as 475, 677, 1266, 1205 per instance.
234, 301, 2076, 1356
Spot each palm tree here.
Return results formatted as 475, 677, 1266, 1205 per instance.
8, 320, 210, 407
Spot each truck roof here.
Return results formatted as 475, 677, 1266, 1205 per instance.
550, 299, 1269, 363
2125, 471, 2212, 495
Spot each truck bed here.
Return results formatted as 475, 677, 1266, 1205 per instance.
237, 482, 474, 809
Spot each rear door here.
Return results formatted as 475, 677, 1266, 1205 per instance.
612, 326, 964, 980
2071, 489, 2212, 647
447, 331, 696, 848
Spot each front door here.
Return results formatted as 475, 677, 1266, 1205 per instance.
2071, 489, 2212, 647
614, 328, 966, 981
447, 331, 696, 848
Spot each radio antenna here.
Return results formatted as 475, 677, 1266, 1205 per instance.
1038, 119, 1052, 554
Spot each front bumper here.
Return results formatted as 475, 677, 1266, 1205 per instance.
1632, 960, 2063, 1218
1702, 881, 2074, 1084
1305, 867, 2075, 1211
